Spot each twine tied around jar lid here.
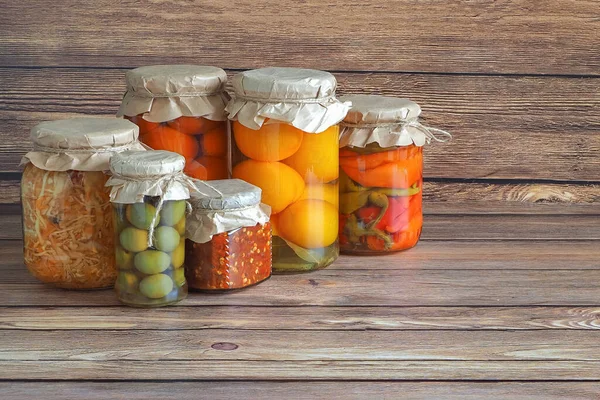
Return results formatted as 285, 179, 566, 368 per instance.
226, 67, 351, 133
107, 150, 200, 249
339, 95, 452, 148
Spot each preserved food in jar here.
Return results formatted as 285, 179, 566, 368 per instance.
338, 95, 451, 254
186, 179, 272, 291
226, 67, 350, 273
117, 65, 230, 180
112, 198, 187, 306
107, 150, 196, 307
21, 118, 144, 289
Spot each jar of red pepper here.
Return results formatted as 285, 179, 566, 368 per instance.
185, 179, 272, 291
338, 95, 451, 254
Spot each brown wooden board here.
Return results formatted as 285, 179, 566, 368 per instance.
1, 306, 599, 331
4, 382, 600, 400
0, 1, 599, 75
2, 68, 599, 180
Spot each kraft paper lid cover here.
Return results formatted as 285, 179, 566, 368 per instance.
339, 95, 451, 148
187, 179, 271, 243
107, 150, 195, 203
226, 67, 350, 133
22, 117, 145, 171
117, 65, 229, 123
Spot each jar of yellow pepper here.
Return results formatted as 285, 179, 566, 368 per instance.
338, 95, 451, 254
226, 67, 350, 273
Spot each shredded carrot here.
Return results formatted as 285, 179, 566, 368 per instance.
21, 164, 116, 289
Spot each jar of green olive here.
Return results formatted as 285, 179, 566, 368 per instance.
106, 150, 196, 307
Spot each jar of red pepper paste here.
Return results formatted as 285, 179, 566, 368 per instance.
185, 179, 272, 291
338, 95, 451, 254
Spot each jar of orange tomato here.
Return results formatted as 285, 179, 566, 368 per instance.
338, 95, 451, 254
117, 65, 230, 180
226, 68, 350, 273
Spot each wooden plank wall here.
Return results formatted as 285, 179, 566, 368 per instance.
0, 0, 598, 216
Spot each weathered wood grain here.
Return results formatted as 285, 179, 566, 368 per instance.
1, 306, 598, 331
2, 177, 599, 214
1, 360, 599, 381
4, 330, 600, 361
1, 1, 598, 75
3, 210, 600, 240
2, 267, 600, 307
4, 382, 600, 400
2, 68, 599, 180
4, 240, 600, 271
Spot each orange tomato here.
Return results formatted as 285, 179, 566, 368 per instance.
141, 125, 199, 160
126, 115, 162, 135
202, 125, 228, 157
283, 125, 339, 183
233, 121, 303, 162
184, 156, 228, 180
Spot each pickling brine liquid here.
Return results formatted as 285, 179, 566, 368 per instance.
112, 197, 187, 307
231, 121, 339, 273
339, 144, 423, 254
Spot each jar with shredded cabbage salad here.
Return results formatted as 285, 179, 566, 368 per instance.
21, 118, 145, 289
107, 150, 197, 307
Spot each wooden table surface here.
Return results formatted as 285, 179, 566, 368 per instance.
1, 0, 599, 397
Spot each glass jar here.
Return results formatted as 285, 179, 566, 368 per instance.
117, 65, 230, 180
226, 67, 350, 273
185, 179, 272, 291
338, 95, 451, 254
107, 150, 196, 307
21, 118, 144, 289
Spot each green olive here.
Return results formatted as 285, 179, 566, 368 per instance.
120, 227, 148, 253
160, 200, 186, 226
170, 238, 185, 269
153, 226, 180, 252
173, 268, 186, 287
115, 246, 134, 270
126, 203, 160, 230
116, 271, 138, 293
173, 215, 186, 235
139, 274, 174, 299
134, 250, 171, 274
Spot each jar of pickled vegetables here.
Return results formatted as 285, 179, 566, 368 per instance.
226, 67, 350, 273
21, 118, 145, 289
185, 179, 272, 291
338, 95, 451, 254
117, 65, 230, 180
106, 150, 197, 307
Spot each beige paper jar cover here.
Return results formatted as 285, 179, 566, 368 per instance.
106, 150, 196, 204
186, 179, 271, 244
226, 67, 351, 133
21, 117, 145, 172
339, 95, 452, 148
117, 65, 229, 123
